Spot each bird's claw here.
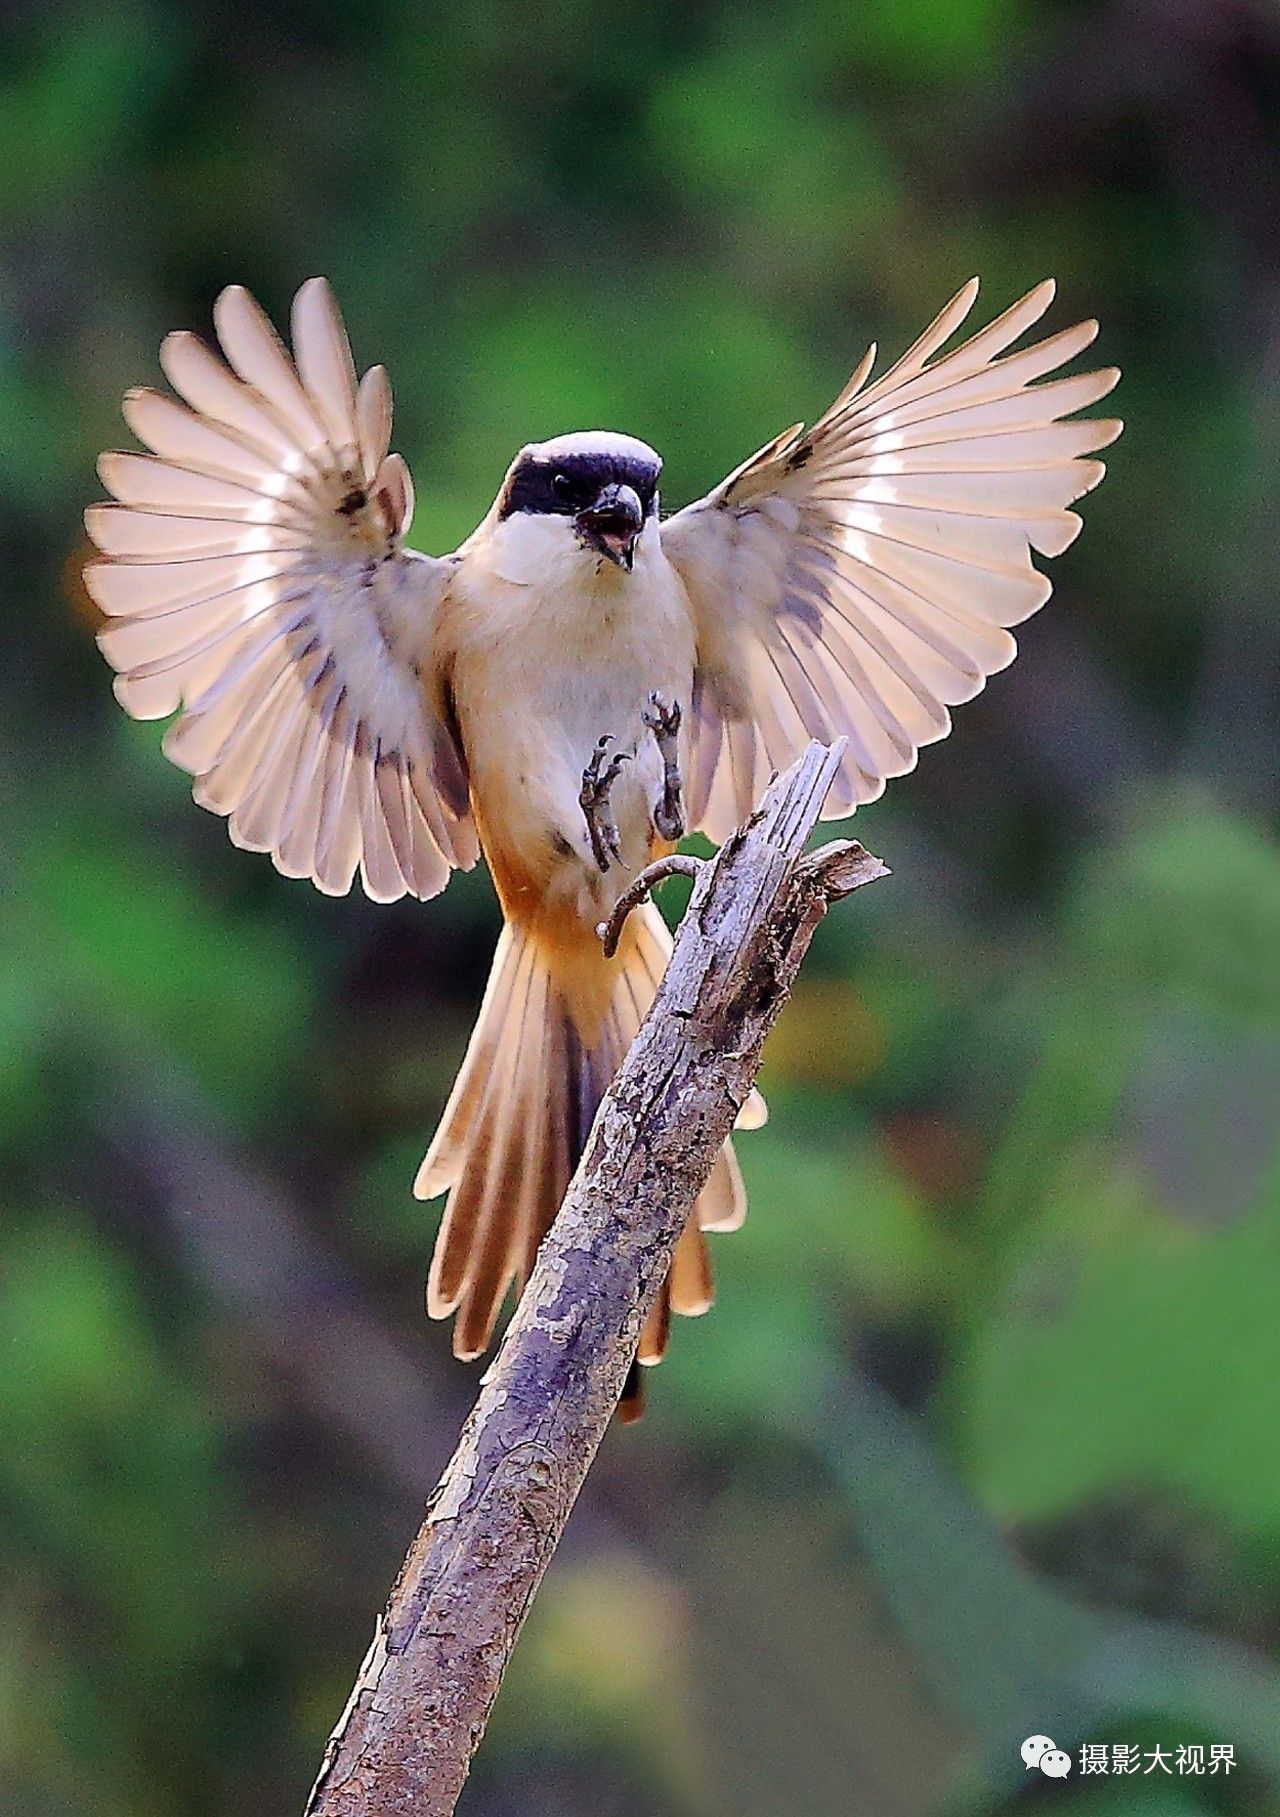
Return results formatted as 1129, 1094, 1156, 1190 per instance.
643, 692, 685, 841
580, 734, 630, 872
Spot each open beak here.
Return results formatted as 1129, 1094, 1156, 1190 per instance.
577, 482, 643, 571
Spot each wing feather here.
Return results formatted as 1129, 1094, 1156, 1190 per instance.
292, 277, 360, 455
664, 279, 1120, 838
159, 330, 313, 467
213, 285, 331, 451
87, 280, 476, 899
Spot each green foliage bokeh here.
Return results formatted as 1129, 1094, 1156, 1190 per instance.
2, 1, 1278, 1812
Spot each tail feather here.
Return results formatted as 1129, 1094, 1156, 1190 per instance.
453, 942, 547, 1359
426, 1074, 502, 1318
416, 900, 759, 1409
421, 931, 536, 1322
617, 1361, 647, 1422
519, 997, 569, 1288
416, 927, 520, 1206
639, 1213, 715, 1371
638, 1276, 672, 1366
670, 1218, 715, 1316
698, 1143, 748, 1234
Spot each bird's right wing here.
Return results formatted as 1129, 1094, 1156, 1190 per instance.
87, 278, 477, 901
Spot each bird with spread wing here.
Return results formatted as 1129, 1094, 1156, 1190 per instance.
86, 276, 1120, 1415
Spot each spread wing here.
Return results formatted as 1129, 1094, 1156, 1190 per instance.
663, 279, 1122, 841
86, 278, 478, 901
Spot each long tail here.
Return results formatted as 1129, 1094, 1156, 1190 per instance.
414, 903, 763, 1416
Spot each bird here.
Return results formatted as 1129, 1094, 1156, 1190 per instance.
85, 275, 1120, 1416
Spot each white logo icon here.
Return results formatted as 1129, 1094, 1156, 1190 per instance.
1022, 1735, 1073, 1778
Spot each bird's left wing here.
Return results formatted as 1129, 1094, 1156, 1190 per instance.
662, 279, 1122, 841
87, 278, 477, 901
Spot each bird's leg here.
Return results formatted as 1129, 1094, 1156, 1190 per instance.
643, 691, 685, 841
580, 735, 631, 873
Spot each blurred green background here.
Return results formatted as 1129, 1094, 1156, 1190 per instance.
3, 0, 1280, 1811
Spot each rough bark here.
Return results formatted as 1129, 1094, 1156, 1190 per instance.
305, 739, 889, 1817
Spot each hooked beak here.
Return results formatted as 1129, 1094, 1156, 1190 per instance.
577, 482, 643, 571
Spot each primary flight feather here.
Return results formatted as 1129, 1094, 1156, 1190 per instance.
86, 276, 1120, 1414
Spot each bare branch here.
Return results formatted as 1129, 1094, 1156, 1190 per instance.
305, 741, 889, 1817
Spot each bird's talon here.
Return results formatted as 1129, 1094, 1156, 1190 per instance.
643, 692, 686, 841
642, 691, 681, 741
580, 737, 631, 872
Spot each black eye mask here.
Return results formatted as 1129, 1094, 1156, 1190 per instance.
498, 448, 661, 521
